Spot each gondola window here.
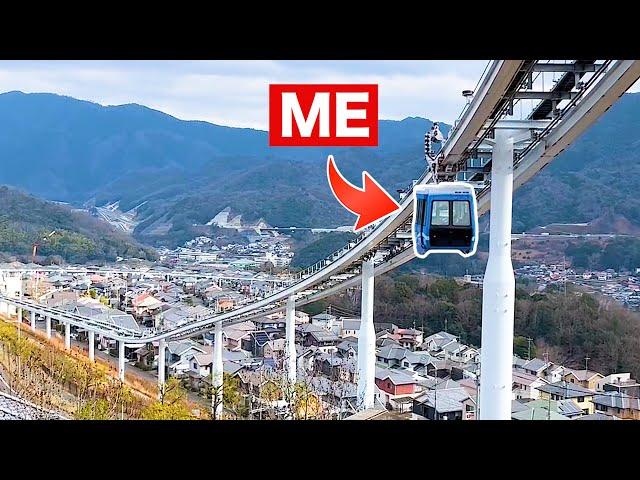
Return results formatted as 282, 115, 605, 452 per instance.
431, 201, 449, 226
452, 201, 471, 226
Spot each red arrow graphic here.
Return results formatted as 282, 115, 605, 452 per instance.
327, 155, 401, 233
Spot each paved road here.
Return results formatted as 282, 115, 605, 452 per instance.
30, 318, 209, 409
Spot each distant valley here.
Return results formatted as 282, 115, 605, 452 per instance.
1, 90, 640, 260
0, 186, 155, 263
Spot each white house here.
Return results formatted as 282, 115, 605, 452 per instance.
166, 341, 208, 376
311, 313, 341, 336
596, 372, 632, 391
459, 345, 479, 363
340, 318, 361, 338
512, 369, 549, 400
543, 364, 565, 383
423, 331, 458, 353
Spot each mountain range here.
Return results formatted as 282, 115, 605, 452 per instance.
1, 89, 639, 252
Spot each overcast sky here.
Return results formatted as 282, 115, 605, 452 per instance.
0, 60, 496, 129
1, 61, 638, 130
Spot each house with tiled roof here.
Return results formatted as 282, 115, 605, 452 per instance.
592, 391, 640, 420
563, 369, 605, 390
422, 331, 458, 353
336, 338, 358, 360
512, 368, 549, 401
537, 381, 596, 415
412, 386, 476, 420
340, 318, 361, 338
375, 366, 422, 412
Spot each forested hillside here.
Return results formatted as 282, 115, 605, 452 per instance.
317, 274, 640, 378
0, 187, 155, 263
1, 90, 640, 252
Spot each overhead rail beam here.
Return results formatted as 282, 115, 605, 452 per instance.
532, 63, 603, 73
513, 91, 577, 100
529, 59, 597, 120
441, 61, 527, 167
3, 60, 638, 344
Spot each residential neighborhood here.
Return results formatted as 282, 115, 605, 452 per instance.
1, 255, 640, 420
513, 263, 640, 311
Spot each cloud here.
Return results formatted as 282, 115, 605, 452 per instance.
0, 60, 489, 129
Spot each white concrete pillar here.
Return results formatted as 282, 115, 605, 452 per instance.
118, 340, 126, 382
158, 338, 166, 398
212, 322, 223, 418
17, 307, 22, 323
357, 257, 376, 411
30, 310, 36, 331
88, 330, 95, 362
479, 129, 516, 420
45, 316, 51, 339
285, 296, 297, 385
64, 322, 71, 351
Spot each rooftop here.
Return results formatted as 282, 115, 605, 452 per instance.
345, 408, 412, 420
309, 330, 339, 343
312, 313, 337, 321
564, 369, 604, 382
592, 391, 640, 410
512, 407, 569, 421
537, 381, 595, 399
575, 412, 620, 420
520, 358, 549, 373
413, 387, 472, 414
376, 344, 408, 361
513, 369, 546, 386
375, 366, 417, 386
342, 319, 361, 331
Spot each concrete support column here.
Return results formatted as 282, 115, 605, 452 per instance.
88, 330, 95, 362
17, 307, 22, 323
158, 338, 166, 398
30, 310, 36, 331
64, 322, 71, 351
212, 322, 223, 418
479, 129, 516, 420
45, 316, 51, 339
285, 296, 297, 386
357, 257, 376, 411
118, 340, 126, 382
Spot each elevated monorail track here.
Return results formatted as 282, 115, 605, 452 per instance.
2, 60, 639, 344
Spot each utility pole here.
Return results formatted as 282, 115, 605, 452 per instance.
563, 255, 567, 297
585, 355, 590, 372
526, 337, 534, 361
434, 377, 437, 421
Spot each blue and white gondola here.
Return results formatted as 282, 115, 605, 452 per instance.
412, 182, 479, 258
